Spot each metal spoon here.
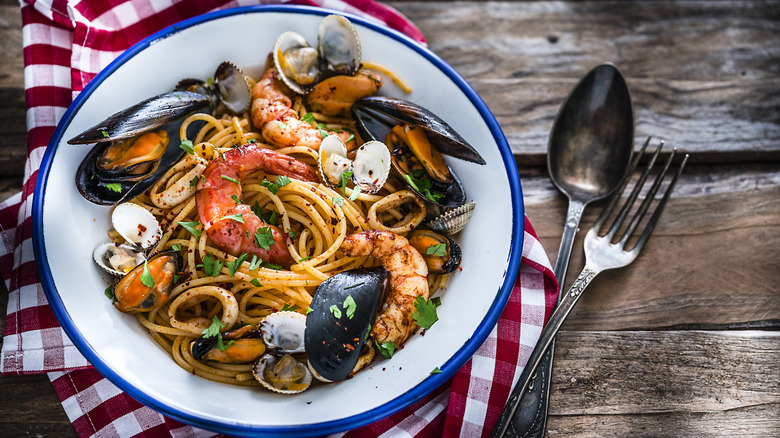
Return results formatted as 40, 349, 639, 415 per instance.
493, 63, 634, 437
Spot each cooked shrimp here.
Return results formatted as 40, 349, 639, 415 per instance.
196, 143, 318, 267
251, 67, 356, 150
340, 230, 429, 346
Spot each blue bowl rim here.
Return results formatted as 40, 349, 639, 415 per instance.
31, 4, 525, 437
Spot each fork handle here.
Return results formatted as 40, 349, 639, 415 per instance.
491, 265, 600, 437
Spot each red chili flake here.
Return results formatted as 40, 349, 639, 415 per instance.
330, 217, 338, 226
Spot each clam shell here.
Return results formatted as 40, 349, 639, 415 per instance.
260, 311, 307, 353
93, 242, 145, 277
214, 61, 252, 115
318, 135, 352, 188
352, 140, 391, 194
426, 201, 476, 235
253, 353, 312, 394
318, 15, 361, 77
111, 203, 162, 250
273, 31, 319, 95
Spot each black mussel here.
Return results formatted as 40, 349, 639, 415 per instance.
407, 229, 462, 274
351, 96, 486, 164
72, 91, 210, 205
113, 250, 182, 313
305, 266, 388, 382
191, 324, 267, 364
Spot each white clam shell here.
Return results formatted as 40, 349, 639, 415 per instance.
253, 353, 313, 395
260, 311, 307, 353
92, 242, 145, 277
273, 31, 319, 95
318, 135, 352, 188
352, 140, 391, 194
111, 203, 162, 250
426, 201, 476, 235
318, 14, 361, 77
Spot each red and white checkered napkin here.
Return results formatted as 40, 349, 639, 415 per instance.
0, 1, 558, 436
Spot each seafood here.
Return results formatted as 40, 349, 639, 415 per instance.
426, 201, 475, 235
407, 229, 462, 274
92, 202, 162, 277
305, 266, 388, 382
93, 243, 145, 277
260, 311, 307, 353
176, 61, 252, 116
253, 353, 312, 394
195, 143, 318, 266
191, 324, 266, 364
318, 135, 391, 194
113, 250, 182, 313
306, 70, 382, 117
71, 91, 212, 205
340, 230, 429, 347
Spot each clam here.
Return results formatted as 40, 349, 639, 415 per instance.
71, 91, 211, 205
176, 61, 252, 116
305, 266, 388, 382
260, 311, 307, 354
111, 202, 162, 250
93, 243, 145, 277
426, 201, 476, 236
191, 324, 267, 364
352, 96, 485, 208
408, 229, 462, 274
113, 250, 182, 313
273, 14, 363, 96
317, 136, 391, 195
253, 353, 313, 394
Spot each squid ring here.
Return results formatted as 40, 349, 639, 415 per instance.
150, 155, 208, 209
367, 190, 426, 234
168, 285, 239, 335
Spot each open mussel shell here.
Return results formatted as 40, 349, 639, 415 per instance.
113, 250, 182, 313
253, 353, 313, 394
191, 325, 267, 364
93, 242, 145, 277
305, 266, 388, 382
318, 14, 361, 78
67, 91, 210, 145
408, 229, 462, 274
352, 96, 486, 165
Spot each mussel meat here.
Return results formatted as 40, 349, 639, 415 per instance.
113, 250, 182, 313
191, 324, 267, 364
305, 266, 388, 382
93, 242, 145, 277
407, 229, 462, 274
72, 91, 211, 205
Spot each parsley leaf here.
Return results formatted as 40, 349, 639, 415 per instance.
217, 335, 235, 351
254, 227, 275, 250
332, 197, 344, 207
221, 213, 244, 224
348, 186, 362, 201
104, 285, 115, 300
261, 262, 282, 270
190, 175, 199, 187
343, 295, 357, 319
329, 304, 342, 319
177, 221, 201, 237
261, 179, 278, 194
250, 278, 261, 287
180, 140, 195, 155
426, 243, 447, 257
231, 194, 243, 204
172, 244, 182, 251
105, 183, 123, 193
198, 254, 224, 277
281, 303, 298, 312
221, 175, 240, 184
248, 255, 261, 270
140, 260, 155, 287
412, 295, 439, 330
341, 170, 354, 196
403, 172, 445, 203
375, 340, 396, 359
267, 210, 278, 226
202, 315, 224, 338
431, 367, 442, 374
306, 306, 313, 315
298, 255, 313, 262
301, 112, 316, 125
275, 175, 291, 188
287, 228, 297, 239
101, 130, 109, 138
431, 296, 442, 307
227, 253, 249, 276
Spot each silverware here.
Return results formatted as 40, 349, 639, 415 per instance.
492, 138, 688, 437
510, 63, 634, 437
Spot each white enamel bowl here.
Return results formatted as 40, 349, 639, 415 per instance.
32, 5, 524, 437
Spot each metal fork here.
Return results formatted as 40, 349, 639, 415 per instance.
492, 139, 689, 437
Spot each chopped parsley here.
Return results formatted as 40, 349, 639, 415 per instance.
375, 340, 396, 359
341, 170, 353, 196
261, 179, 278, 194
104, 182, 123, 193
412, 295, 439, 330
431, 367, 442, 374
231, 194, 243, 204
426, 243, 448, 257
171, 244, 182, 251
332, 197, 345, 207
329, 304, 342, 319
298, 255, 313, 262
301, 112, 316, 125
287, 228, 297, 239
281, 303, 298, 312
179, 140, 195, 155
348, 186, 362, 201
250, 278, 262, 287
261, 262, 282, 270
202, 315, 234, 352
140, 260, 155, 287
221, 175, 240, 184
248, 255, 261, 270
403, 170, 445, 203
275, 175, 292, 188
306, 306, 313, 315
101, 130, 109, 138
343, 295, 357, 319
221, 213, 245, 224
189, 175, 200, 187
177, 221, 201, 237
197, 254, 224, 277
254, 227, 275, 250
227, 253, 249, 276
104, 285, 115, 300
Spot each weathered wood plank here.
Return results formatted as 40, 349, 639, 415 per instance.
389, 1, 780, 163
0, 4, 27, 178
524, 163, 780, 330
0, 374, 78, 438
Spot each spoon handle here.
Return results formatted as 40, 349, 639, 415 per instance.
494, 198, 585, 437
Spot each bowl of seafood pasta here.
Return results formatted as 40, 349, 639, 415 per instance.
32, 5, 524, 437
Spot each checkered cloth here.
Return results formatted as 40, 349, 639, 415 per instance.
0, 1, 558, 437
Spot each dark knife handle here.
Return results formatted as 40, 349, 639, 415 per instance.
510, 343, 554, 437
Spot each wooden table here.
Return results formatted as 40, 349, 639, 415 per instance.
1, 1, 778, 436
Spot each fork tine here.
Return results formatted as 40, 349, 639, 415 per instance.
618, 147, 677, 246
630, 152, 689, 255
604, 139, 663, 240
591, 137, 651, 233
